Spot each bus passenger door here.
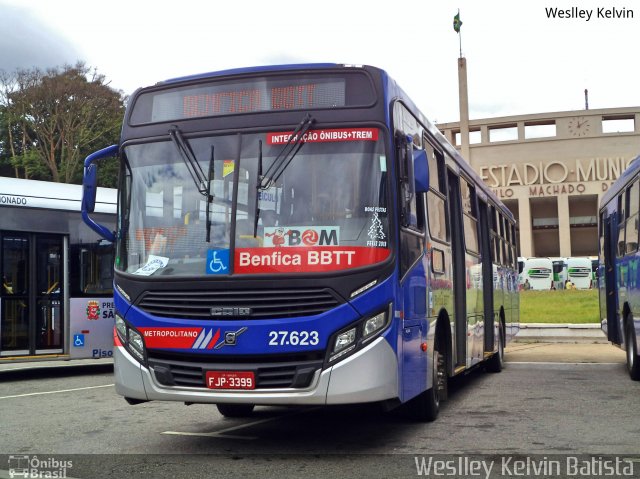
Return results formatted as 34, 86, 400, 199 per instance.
35, 235, 64, 354
446, 170, 467, 368
602, 213, 620, 343
397, 134, 428, 403
478, 201, 495, 353
0, 232, 64, 357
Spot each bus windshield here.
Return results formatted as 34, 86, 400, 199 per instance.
117, 128, 390, 277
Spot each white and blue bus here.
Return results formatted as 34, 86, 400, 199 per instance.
549, 256, 594, 290
518, 257, 553, 290
599, 154, 640, 380
566, 257, 594, 289
0, 178, 116, 361
82, 64, 519, 420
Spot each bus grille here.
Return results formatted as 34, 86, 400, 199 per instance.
148, 355, 323, 389
136, 288, 342, 319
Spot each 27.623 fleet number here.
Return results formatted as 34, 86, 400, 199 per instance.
268, 330, 319, 346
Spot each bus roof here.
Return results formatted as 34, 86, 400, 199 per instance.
159, 63, 342, 86
0, 177, 117, 214
600, 154, 640, 207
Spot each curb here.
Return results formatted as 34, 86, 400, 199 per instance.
515, 323, 608, 343
0, 358, 113, 374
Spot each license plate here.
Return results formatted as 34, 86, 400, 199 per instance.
205, 371, 255, 390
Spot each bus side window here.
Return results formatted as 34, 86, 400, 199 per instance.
498, 214, 506, 266
489, 205, 499, 264
396, 131, 424, 232
505, 219, 514, 266
76, 242, 114, 295
625, 180, 639, 254
599, 211, 605, 259
460, 177, 479, 254
511, 223, 518, 268
425, 140, 448, 244
617, 192, 626, 257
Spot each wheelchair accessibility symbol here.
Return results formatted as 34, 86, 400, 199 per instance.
73, 334, 85, 347
206, 249, 230, 275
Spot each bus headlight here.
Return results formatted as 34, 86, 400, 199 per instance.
328, 305, 392, 364
128, 329, 146, 361
115, 315, 127, 342
363, 311, 387, 341
333, 328, 356, 354
114, 313, 146, 364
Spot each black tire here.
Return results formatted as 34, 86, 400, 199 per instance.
625, 322, 640, 381
216, 403, 255, 418
486, 325, 504, 373
407, 341, 446, 422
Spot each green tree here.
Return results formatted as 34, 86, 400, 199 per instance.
0, 63, 124, 186
0, 70, 36, 179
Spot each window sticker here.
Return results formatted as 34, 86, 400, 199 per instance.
264, 226, 339, 247
223, 160, 234, 178
267, 128, 378, 145
235, 246, 389, 274
365, 207, 388, 248
258, 187, 280, 212
134, 255, 169, 276
206, 249, 230, 275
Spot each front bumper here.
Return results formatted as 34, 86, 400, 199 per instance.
115, 336, 399, 405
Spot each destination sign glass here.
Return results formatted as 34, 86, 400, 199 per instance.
130, 73, 374, 125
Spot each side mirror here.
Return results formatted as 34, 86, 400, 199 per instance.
82, 144, 119, 242
413, 149, 429, 193
82, 163, 98, 213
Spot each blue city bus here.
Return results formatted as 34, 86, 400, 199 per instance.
82, 64, 519, 421
599, 154, 640, 380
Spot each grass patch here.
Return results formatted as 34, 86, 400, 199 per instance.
520, 289, 600, 323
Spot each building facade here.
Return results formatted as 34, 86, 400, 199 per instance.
438, 107, 640, 257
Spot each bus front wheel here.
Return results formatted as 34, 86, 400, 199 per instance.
216, 403, 255, 418
625, 322, 640, 381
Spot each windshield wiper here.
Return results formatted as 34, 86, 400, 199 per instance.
253, 140, 263, 237
205, 145, 215, 243
169, 127, 208, 197
169, 127, 216, 242
259, 113, 314, 190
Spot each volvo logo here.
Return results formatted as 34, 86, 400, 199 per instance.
210, 307, 252, 317
214, 327, 248, 349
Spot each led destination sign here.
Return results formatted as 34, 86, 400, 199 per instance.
130, 73, 374, 125
181, 82, 324, 117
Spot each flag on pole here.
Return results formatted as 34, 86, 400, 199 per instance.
453, 12, 462, 33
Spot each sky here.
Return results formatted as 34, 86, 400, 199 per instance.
1, 0, 639, 123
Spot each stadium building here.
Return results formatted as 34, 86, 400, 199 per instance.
437, 59, 640, 257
